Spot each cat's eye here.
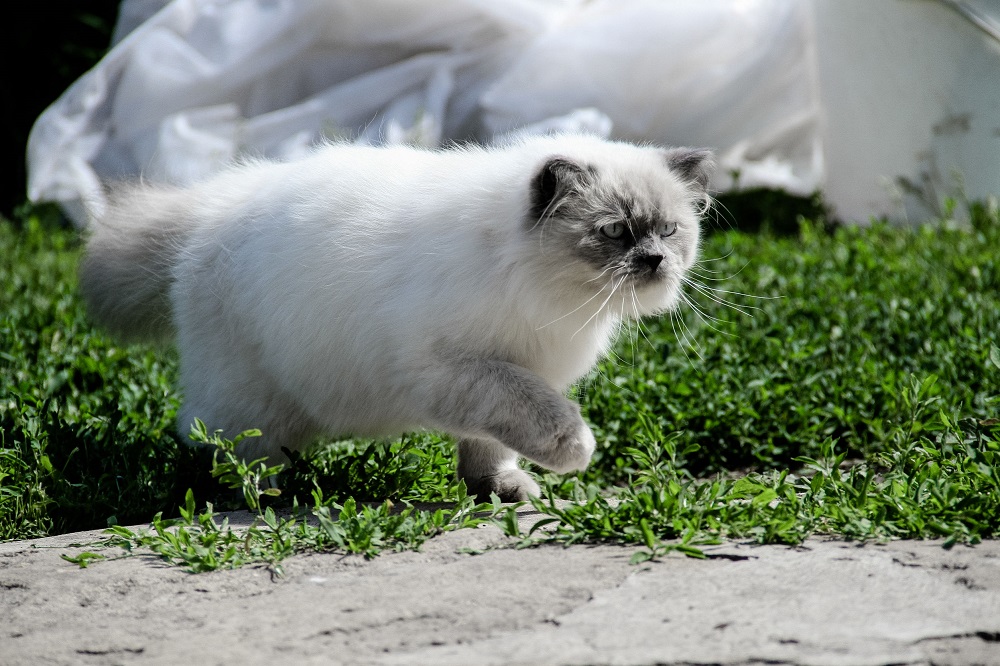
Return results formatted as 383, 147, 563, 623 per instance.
657, 220, 677, 237
601, 222, 626, 239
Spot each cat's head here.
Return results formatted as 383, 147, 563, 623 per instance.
525, 138, 713, 318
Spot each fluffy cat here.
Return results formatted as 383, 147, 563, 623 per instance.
80, 134, 712, 501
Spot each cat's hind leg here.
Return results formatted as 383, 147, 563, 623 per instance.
457, 437, 541, 503
175, 340, 316, 467
176, 386, 311, 467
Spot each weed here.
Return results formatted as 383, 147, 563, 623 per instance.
526, 376, 1000, 561
76, 426, 494, 574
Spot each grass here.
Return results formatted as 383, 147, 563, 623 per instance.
63, 421, 491, 574
2, 196, 999, 571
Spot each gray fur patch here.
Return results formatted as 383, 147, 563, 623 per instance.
663, 147, 715, 191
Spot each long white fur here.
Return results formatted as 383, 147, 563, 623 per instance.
81, 134, 706, 497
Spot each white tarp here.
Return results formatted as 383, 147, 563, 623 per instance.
28, 0, 1000, 225
27, 0, 822, 226
812, 0, 1000, 223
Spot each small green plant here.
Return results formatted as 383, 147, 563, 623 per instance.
190, 419, 280, 513
524, 375, 1000, 561
65, 425, 497, 574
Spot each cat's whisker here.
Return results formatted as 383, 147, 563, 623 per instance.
679, 290, 736, 338
707, 197, 738, 232
678, 308, 706, 360
617, 287, 638, 369
629, 285, 657, 354
687, 269, 729, 282
679, 289, 731, 327
690, 261, 726, 273
695, 246, 738, 264
688, 259, 751, 282
696, 193, 714, 218
603, 290, 630, 367
629, 284, 644, 321
682, 278, 758, 317
584, 265, 617, 285
668, 308, 703, 363
603, 338, 627, 366
585, 358, 642, 402
571, 274, 626, 340
535, 280, 612, 331
686, 279, 781, 302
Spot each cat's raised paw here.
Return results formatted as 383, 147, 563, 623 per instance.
545, 422, 596, 474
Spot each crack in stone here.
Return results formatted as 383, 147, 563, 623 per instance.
704, 553, 755, 562
307, 612, 447, 640
915, 630, 1000, 644
75, 647, 145, 656
953, 576, 986, 591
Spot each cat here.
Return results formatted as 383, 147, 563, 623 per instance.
80, 134, 713, 502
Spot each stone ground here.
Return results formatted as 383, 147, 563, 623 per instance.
2, 505, 999, 666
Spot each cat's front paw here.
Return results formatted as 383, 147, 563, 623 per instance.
544, 421, 596, 474
464, 469, 541, 504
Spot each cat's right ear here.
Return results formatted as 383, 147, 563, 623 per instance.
530, 157, 587, 223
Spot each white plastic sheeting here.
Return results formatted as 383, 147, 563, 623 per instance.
812, 0, 1000, 223
25, 0, 1000, 225
27, 0, 822, 226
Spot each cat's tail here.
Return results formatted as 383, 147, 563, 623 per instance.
79, 184, 195, 343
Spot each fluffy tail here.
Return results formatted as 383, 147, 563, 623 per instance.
79, 184, 193, 343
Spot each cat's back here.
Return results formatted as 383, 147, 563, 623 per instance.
193, 140, 534, 332
219, 135, 638, 237
240, 141, 533, 292
299, 141, 527, 226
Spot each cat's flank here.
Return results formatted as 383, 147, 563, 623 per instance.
80, 134, 713, 501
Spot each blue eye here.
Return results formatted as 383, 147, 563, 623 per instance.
601, 222, 626, 239
657, 220, 677, 237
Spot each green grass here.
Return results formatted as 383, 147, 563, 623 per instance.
2, 198, 999, 570
63, 422, 491, 574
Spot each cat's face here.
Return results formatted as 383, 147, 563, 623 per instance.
527, 145, 712, 318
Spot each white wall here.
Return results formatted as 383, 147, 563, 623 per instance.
811, 0, 1000, 222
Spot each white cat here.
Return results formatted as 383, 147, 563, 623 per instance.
80, 134, 712, 501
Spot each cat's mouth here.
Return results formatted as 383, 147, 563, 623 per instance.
626, 258, 670, 285
620, 265, 681, 316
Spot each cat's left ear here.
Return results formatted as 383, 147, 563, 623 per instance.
530, 157, 588, 221
663, 148, 715, 192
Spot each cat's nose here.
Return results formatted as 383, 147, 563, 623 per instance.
641, 254, 663, 272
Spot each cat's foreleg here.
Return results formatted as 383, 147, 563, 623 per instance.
423, 358, 596, 488
457, 437, 542, 503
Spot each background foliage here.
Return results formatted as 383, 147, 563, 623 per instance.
2, 9, 997, 563
2, 199, 998, 551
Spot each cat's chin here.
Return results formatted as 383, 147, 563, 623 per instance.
628, 278, 682, 318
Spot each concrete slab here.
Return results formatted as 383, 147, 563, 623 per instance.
2, 506, 998, 665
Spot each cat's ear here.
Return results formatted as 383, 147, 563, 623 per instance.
663, 148, 715, 192
530, 157, 588, 222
